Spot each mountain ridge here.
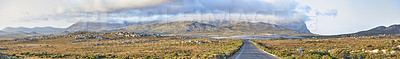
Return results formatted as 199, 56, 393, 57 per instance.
349, 24, 400, 36
1, 26, 64, 33
118, 21, 225, 34
117, 21, 312, 36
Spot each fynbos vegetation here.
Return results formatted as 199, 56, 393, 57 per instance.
0, 32, 243, 59
252, 35, 400, 59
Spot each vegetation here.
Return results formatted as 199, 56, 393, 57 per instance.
0, 32, 243, 59
251, 35, 400, 59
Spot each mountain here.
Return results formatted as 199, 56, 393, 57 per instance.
0, 30, 8, 34
193, 20, 312, 34
118, 21, 225, 34
117, 21, 311, 36
0, 31, 40, 40
273, 20, 312, 34
346, 24, 400, 36
63, 22, 135, 32
222, 22, 288, 31
221, 22, 305, 35
1, 27, 64, 33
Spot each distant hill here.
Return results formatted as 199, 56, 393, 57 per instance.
1, 27, 64, 33
62, 21, 160, 32
346, 24, 400, 36
0, 31, 40, 40
117, 21, 312, 36
63, 22, 135, 32
0, 30, 8, 35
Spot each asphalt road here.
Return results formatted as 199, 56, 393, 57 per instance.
229, 40, 279, 59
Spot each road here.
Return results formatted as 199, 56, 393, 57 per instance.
229, 40, 279, 59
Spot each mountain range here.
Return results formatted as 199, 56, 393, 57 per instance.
62, 22, 134, 32
117, 21, 311, 36
118, 21, 222, 33
0, 21, 316, 39
1, 21, 400, 39
2, 27, 64, 33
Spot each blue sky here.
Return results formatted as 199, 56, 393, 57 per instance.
0, 0, 399, 35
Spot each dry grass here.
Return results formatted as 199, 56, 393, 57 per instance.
252, 35, 400, 59
0, 32, 242, 59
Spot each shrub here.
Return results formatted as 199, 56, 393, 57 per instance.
329, 49, 350, 59
164, 56, 172, 59
322, 55, 333, 59
122, 56, 129, 59
306, 54, 321, 59
366, 45, 373, 47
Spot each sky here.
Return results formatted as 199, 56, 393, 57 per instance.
0, 0, 399, 35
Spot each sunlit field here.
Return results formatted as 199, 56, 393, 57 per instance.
252, 35, 400, 59
0, 32, 242, 59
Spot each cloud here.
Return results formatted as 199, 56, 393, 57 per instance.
62, 0, 168, 12
316, 9, 338, 16
21, 0, 337, 25
60, 0, 299, 14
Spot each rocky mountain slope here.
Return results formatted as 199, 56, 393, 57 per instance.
1, 27, 64, 33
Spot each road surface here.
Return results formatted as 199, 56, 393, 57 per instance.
229, 40, 279, 59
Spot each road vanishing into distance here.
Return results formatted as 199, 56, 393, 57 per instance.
229, 40, 279, 59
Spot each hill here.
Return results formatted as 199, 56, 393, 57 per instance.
310, 24, 400, 38
63, 22, 133, 32
62, 21, 160, 32
1, 27, 64, 33
119, 21, 225, 34
117, 21, 311, 36
0, 30, 8, 34
221, 22, 306, 35
193, 20, 312, 34
0, 31, 40, 40
346, 24, 400, 36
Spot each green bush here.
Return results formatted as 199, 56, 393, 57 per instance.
171, 53, 178, 57
322, 55, 333, 59
329, 49, 350, 59
366, 45, 373, 47
122, 56, 129, 59
164, 56, 172, 59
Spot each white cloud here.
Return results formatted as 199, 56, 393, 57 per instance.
316, 9, 337, 16
63, 0, 168, 12
0, 0, 338, 30
53, 0, 324, 23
